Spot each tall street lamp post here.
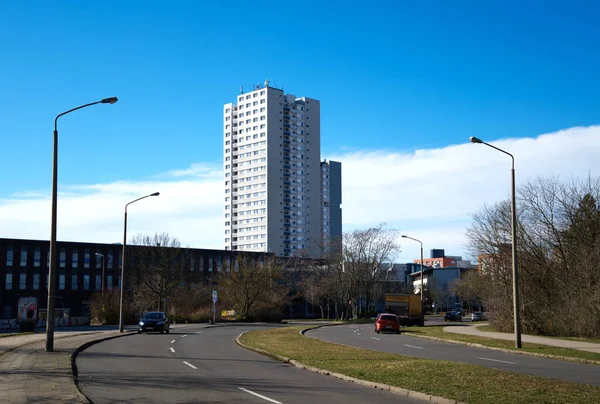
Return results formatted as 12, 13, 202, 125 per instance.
401, 235, 424, 307
95, 253, 105, 299
46, 97, 118, 352
470, 136, 522, 348
119, 192, 160, 333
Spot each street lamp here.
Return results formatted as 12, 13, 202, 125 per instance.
119, 192, 160, 332
470, 136, 521, 348
46, 97, 118, 352
401, 235, 424, 305
95, 253, 105, 299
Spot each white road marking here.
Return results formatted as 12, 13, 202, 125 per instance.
404, 344, 424, 349
183, 361, 197, 369
170, 340, 176, 344
371, 337, 380, 341
196, 331, 202, 334
478, 357, 516, 365
238, 387, 282, 404
182, 335, 188, 338
169, 348, 175, 353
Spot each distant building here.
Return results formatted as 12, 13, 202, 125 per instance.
413, 249, 473, 269
409, 249, 476, 310
0, 237, 265, 325
320, 159, 342, 256
222, 82, 341, 258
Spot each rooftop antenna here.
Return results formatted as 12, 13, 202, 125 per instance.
264, 78, 270, 87
240, 85, 244, 94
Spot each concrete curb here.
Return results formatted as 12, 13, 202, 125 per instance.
403, 332, 600, 366
71, 331, 136, 403
235, 328, 465, 404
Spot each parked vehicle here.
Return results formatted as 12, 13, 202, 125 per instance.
384, 294, 424, 326
471, 312, 487, 321
444, 310, 462, 322
375, 314, 400, 334
138, 311, 170, 334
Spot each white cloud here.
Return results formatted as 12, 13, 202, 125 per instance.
1, 125, 599, 264
331, 125, 600, 263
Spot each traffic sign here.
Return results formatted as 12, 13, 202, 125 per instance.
212, 290, 218, 303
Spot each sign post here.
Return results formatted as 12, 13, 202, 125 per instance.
212, 290, 217, 324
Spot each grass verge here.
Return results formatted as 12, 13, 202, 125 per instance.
239, 326, 600, 404
475, 325, 600, 344
404, 326, 600, 363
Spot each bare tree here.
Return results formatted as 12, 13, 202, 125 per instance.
460, 176, 600, 337
217, 254, 288, 320
128, 232, 190, 313
342, 224, 401, 317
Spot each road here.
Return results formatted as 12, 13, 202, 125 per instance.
76, 324, 423, 404
308, 324, 600, 386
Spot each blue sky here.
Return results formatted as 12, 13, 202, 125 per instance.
1, 1, 600, 261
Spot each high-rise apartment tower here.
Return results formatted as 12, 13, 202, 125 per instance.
223, 82, 322, 257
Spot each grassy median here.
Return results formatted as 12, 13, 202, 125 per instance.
403, 326, 600, 363
239, 326, 600, 404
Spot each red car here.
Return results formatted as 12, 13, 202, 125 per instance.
375, 314, 401, 334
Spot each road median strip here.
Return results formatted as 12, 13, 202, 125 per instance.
236, 326, 600, 404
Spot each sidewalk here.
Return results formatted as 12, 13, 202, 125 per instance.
443, 324, 600, 353
0, 330, 127, 404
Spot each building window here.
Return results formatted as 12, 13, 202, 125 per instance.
95, 275, 101, 291
34, 246, 41, 267
72, 274, 78, 290
84, 248, 90, 268
20, 246, 27, 267
84, 275, 90, 290
208, 256, 213, 272
108, 251, 113, 269
107, 275, 113, 290
59, 274, 65, 290
72, 248, 79, 268
6, 244, 13, 266
96, 250, 102, 268
20, 273, 26, 290
33, 274, 40, 290
60, 248, 66, 268
5, 274, 12, 290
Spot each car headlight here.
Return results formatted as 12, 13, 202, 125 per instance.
157, 321, 164, 325
139, 321, 144, 326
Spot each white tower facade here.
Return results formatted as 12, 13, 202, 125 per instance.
223, 83, 321, 257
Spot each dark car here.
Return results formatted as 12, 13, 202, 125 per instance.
444, 310, 462, 322
375, 314, 401, 334
138, 311, 170, 334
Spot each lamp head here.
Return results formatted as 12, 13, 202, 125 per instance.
470, 136, 483, 144
151, 192, 160, 197
101, 97, 118, 104
401, 235, 407, 238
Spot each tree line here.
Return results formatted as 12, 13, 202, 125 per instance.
455, 176, 600, 338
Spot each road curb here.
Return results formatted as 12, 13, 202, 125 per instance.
70, 331, 136, 403
403, 332, 600, 366
235, 329, 465, 404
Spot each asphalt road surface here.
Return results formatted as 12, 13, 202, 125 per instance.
308, 324, 600, 386
76, 324, 424, 404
